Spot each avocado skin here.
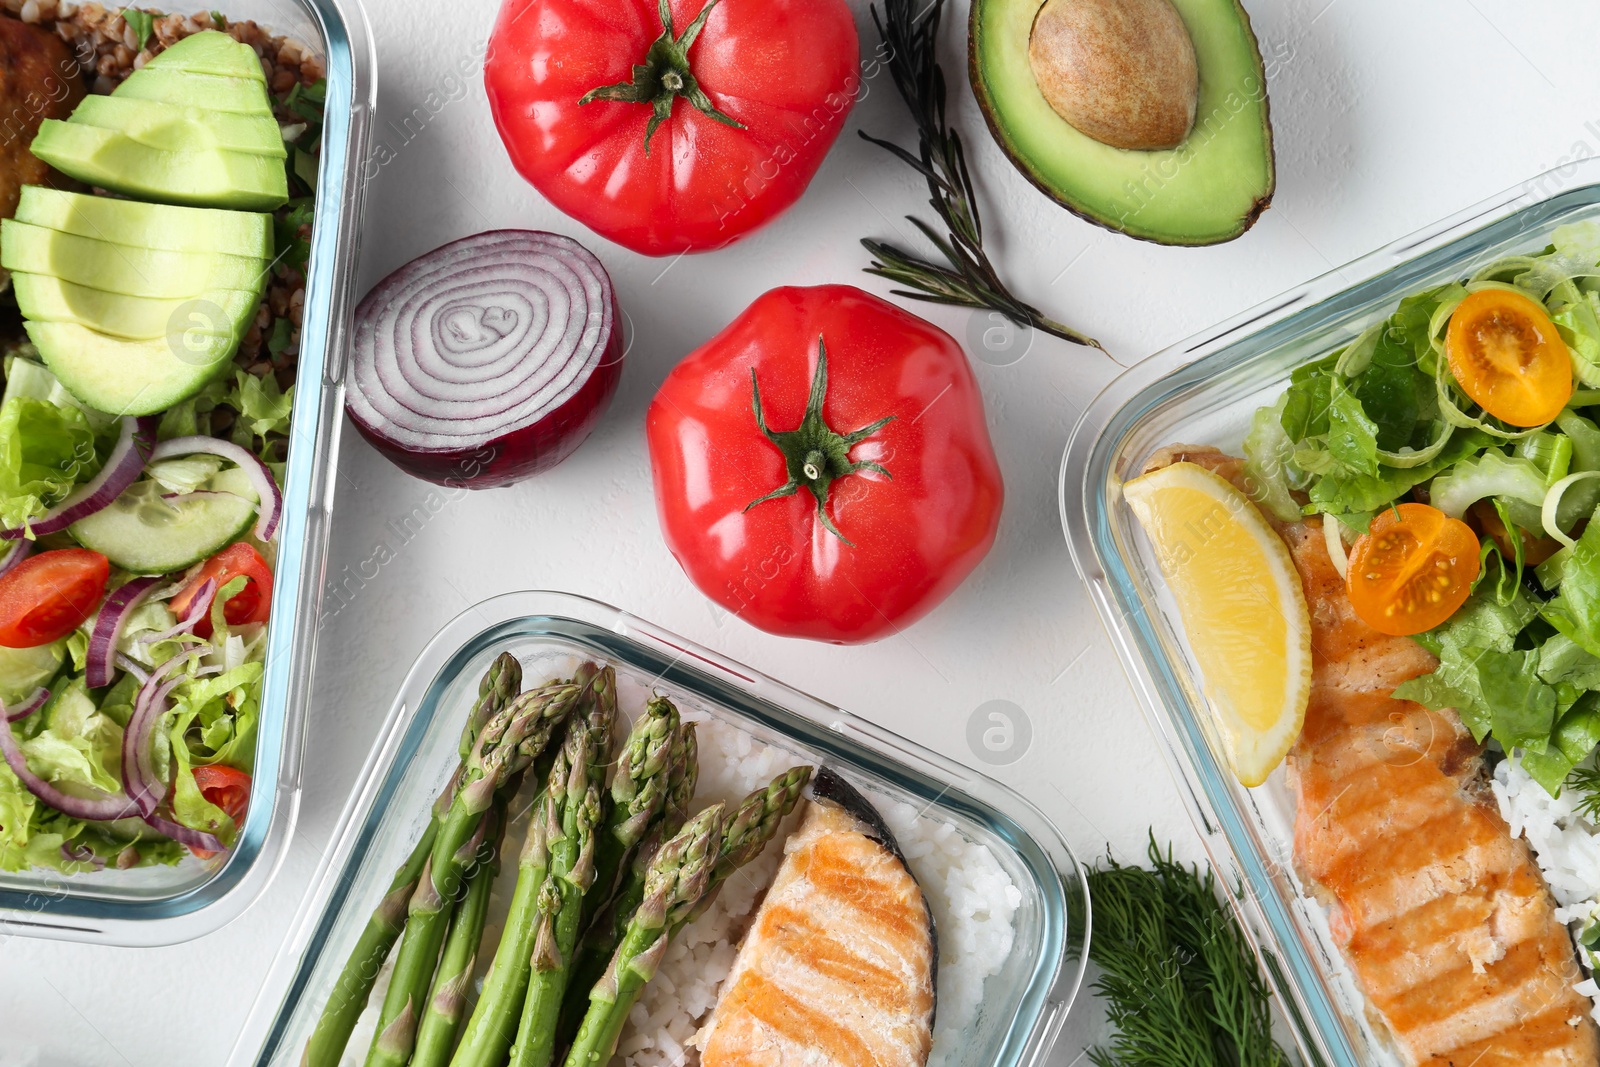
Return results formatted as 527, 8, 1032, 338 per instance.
968, 0, 1275, 246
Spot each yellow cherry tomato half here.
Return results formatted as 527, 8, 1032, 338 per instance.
1346, 503, 1480, 636
1445, 287, 1572, 427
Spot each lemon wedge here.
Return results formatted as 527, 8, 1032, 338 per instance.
1123, 461, 1311, 787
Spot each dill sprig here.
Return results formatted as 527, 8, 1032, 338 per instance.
858, 0, 1102, 352
1567, 765, 1600, 823
1086, 836, 1293, 1067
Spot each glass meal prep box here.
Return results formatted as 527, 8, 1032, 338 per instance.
228, 592, 1090, 1067
1062, 159, 1600, 1067
0, 0, 372, 946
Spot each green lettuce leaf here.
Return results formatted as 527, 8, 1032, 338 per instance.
0, 394, 98, 531
21, 680, 123, 795
229, 371, 294, 447
1542, 516, 1600, 656
1242, 397, 1302, 522
1395, 644, 1556, 749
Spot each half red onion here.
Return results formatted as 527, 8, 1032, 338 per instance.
4, 687, 48, 722
148, 437, 281, 542
0, 537, 30, 578
0, 416, 156, 539
86, 576, 162, 688
345, 230, 625, 487
0, 709, 139, 820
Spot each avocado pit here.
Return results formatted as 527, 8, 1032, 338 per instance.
1027, 0, 1199, 151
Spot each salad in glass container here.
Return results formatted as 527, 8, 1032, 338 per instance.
0, 8, 322, 875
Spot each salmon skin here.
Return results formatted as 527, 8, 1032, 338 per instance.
1156, 447, 1599, 1066
698, 768, 937, 1067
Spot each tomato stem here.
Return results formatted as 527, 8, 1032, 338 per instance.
744, 337, 894, 546
577, 0, 745, 154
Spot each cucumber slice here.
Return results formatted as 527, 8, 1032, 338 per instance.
71, 481, 254, 574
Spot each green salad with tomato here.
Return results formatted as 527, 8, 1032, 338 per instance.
0, 350, 293, 873
1247, 219, 1600, 797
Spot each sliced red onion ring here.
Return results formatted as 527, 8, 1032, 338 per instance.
140, 811, 225, 854
4, 687, 48, 722
137, 578, 216, 647
60, 840, 105, 869
0, 537, 30, 579
0, 416, 156, 539
121, 659, 189, 817
126, 665, 230, 854
345, 230, 625, 488
115, 654, 149, 685
0, 710, 139, 820
86, 576, 163, 688
148, 437, 281, 542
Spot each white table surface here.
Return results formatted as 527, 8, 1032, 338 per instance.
8, 0, 1600, 1063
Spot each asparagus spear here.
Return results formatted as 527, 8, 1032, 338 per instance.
556, 722, 697, 1047
450, 669, 615, 1067
507, 670, 617, 1067
365, 675, 586, 1067
583, 695, 678, 928
561, 803, 726, 1067
304, 652, 521, 1067
681, 765, 812, 928
411, 793, 507, 1067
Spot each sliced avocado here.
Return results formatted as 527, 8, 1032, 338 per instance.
1, 220, 268, 300
144, 28, 267, 82
25, 320, 240, 416
68, 97, 286, 158
15, 187, 274, 258
11, 274, 256, 342
969, 0, 1274, 245
26, 122, 288, 210
111, 68, 273, 114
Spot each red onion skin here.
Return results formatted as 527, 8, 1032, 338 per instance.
346, 296, 626, 487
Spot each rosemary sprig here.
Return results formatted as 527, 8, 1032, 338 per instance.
859, 0, 1102, 352
1086, 835, 1292, 1067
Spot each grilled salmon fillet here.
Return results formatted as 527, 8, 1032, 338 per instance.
1154, 446, 1599, 1066
698, 769, 936, 1067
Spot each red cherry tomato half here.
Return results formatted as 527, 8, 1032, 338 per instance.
646, 285, 1004, 643
0, 548, 109, 648
170, 543, 273, 639
190, 764, 250, 860
486, 0, 861, 256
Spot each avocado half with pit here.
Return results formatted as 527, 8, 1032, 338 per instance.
970, 0, 1274, 245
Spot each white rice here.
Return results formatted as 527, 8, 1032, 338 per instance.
1490, 753, 1600, 1023
617, 713, 1022, 1067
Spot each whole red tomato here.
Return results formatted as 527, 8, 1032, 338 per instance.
647, 285, 1004, 643
485, 0, 860, 256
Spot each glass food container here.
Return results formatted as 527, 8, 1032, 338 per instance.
228, 591, 1089, 1067
1061, 159, 1600, 1067
0, 0, 374, 946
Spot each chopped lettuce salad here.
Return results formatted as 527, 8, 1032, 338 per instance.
1247, 220, 1600, 797
0, 350, 292, 874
